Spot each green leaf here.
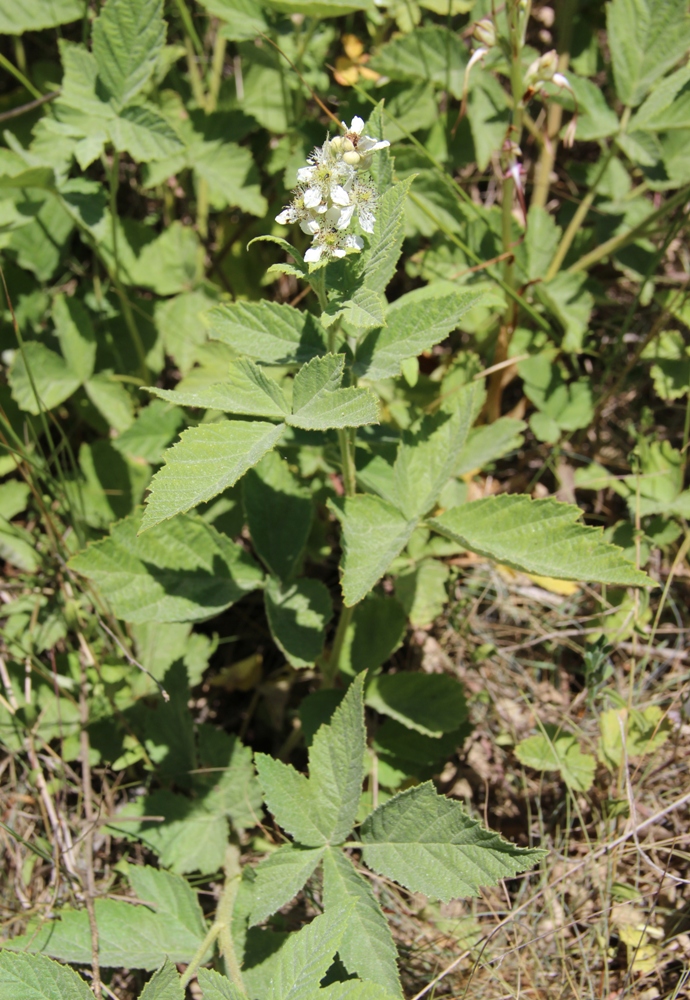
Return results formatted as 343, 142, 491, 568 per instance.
598, 706, 670, 769
84, 374, 136, 433
322, 848, 401, 996
394, 559, 450, 629
524, 206, 562, 284
455, 418, 526, 476
538, 272, 593, 354
0, 0, 83, 33
328, 495, 416, 607
515, 728, 596, 792
641, 329, 690, 400
607, 0, 690, 107
308, 673, 366, 843
9, 342, 81, 415
52, 295, 96, 384
135, 221, 200, 294
243, 452, 313, 581
112, 400, 184, 464
365, 672, 467, 737
249, 844, 326, 926
194, 141, 267, 216
92, 0, 166, 110
255, 754, 325, 846
369, 25, 467, 98
198, 968, 247, 1000
150, 361, 289, 419
140, 961, 184, 1000
360, 782, 544, 902
209, 301, 326, 364
429, 495, 651, 586
305, 983, 400, 1000
360, 178, 413, 296
109, 104, 184, 163
338, 595, 407, 676
0, 952, 92, 1000
324, 286, 386, 335
204, 0, 269, 40
467, 69, 511, 171
141, 420, 285, 530
246, 908, 349, 1000
68, 509, 263, 623
354, 290, 484, 382
6, 865, 208, 970
289, 355, 378, 431
265, 577, 333, 668
629, 64, 690, 132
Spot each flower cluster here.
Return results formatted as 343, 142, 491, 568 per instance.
276, 116, 389, 264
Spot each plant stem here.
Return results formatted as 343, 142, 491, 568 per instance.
323, 602, 354, 688
218, 845, 246, 992
180, 922, 224, 989
174, 0, 204, 57
0, 52, 42, 100
108, 151, 150, 383
531, 0, 576, 210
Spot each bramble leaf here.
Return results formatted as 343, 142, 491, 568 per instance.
255, 754, 325, 846
265, 577, 333, 668
243, 452, 313, 581
607, 0, 690, 107
361, 782, 545, 901
92, 0, 166, 110
0, 0, 84, 33
249, 844, 326, 926
139, 960, 184, 1000
141, 420, 285, 530
289, 355, 379, 431
429, 495, 652, 586
209, 301, 326, 364
197, 968, 247, 1000
0, 952, 92, 1000
150, 361, 289, 419
365, 672, 468, 737
68, 509, 263, 623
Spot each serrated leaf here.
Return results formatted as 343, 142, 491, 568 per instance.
322, 849, 401, 996
209, 301, 326, 364
140, 960, 184, 1000
328, 495, 416, 607
0, 952, 92, 1000
248, 908, 349, 1000
112, 400, 184, 463
366, 673, 467, 737
0, 0, 83, 33
360, 782, 544, 901
9, 342, 81, 415
92, 0, 166, 110
309, 674, 366, 843
455, 418, 526, 476
429, 495, 651, 586
339, 594, 407, 676
109, 104, 184, 163
515, 729, 596, 792
197, 968, 247, 1000
325, 286, 387, 334
150, 361, 289, 419
68, 509, 262, 623
360, 178, 413, 295
394, 559, 450, 629
305, 983, 400, 1000
607, 0, 690, 107
243, 452, 313, 581
84, 374, 136, 433
369, 25, 467, 97
52, 295, 96, 383
265, 577, 333, 668
289, 355, 378, 431
248, 235, 308, 276
255, 754, 325, 845
141, 420, 285, 530
195, 141, 267, 216
6, 866, 207, 970
354, 290, 483, 382
249, 844, 326, 926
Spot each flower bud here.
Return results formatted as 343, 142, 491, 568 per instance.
525, 49, 559, 87
473, 17, 496, 48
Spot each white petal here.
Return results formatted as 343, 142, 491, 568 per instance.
358, 208, 375, 234
275, 209, 293, 224
300, 218, 320, 235
335, 204, 356, 230
297, 166, 315, 183
304, 246, 323, 262
357, 136, 390, 153
303, 187, 323, 209
344, 234, 364, 251
332, 247, 347, 258
331, 184, 350, 207
350, 116, 365, 134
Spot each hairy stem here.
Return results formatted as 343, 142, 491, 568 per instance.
218, 845, 246, 992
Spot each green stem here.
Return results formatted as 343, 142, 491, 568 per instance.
545, 142, 617, 281
184, 36, 207, 108
323, 602, 354, 688
567, 183, 690, 275
0, 52, 42, 100
108, 152, 150, 383
218, 845, 245, 992
180, 923, 223, 989
338, 428, 357, 497
207, 33, 227, 112
174, 0, 204, 57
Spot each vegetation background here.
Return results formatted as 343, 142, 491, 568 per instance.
0, 0, 688, 998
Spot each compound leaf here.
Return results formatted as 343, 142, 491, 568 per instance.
141, 420, 285, 530
249, 844, 326, 926
429, 495, 651, 586
255, 754, 325, 846
322, 848, 401, 996
289, 355, 378, 431
150, 361, 289, 419
361, 178, 413, 295
209, 301, 326, 364
361, 782, 544, 901
68, 509, 263, 623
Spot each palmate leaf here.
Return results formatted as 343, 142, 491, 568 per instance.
5, 866, 208, 970
140, 420, 285, 530
209, 301, 326, 364
139, 960, 184, 1000
249, 844, 326, 926
92, 0, 166, 110
322, 848, 401, 996
360, 783, 545, 902
68, 509, 263, 623
429, 495, 651, 586
0, 952, 92, 1000
353, 289, 484, 382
